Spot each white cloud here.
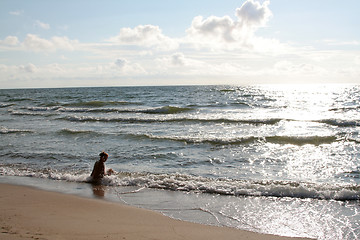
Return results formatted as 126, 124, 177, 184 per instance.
235, 0, 272, 28
1, 63, 38, 75
323, 39, 360, 46
335, 67, 360, 78
185, 15, 239, 50
23, 34, 53, 50
250, 37, 289, 53
107, 58, 147, 76
355, 56, 360, 65
20, 63, 38, 73
171, 53, 186, 66
35, 20, 50, 30
114, 58, 128, 69
9, 10, 23, 16
152, 52, 256, 79
45, 63, 65, 73
185, 0, 272, 50
187, 15, 236, 43
0, 36, 19, 46
156, 53, 204, 70
51, 36, 77, 50
22, 34, 78, 51
273, 60, 327, 77
108, 25, 179, 51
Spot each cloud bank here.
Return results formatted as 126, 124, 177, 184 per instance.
0, 0, 359, 88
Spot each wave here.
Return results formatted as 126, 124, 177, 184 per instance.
0, 165, 90, 182
128, 134, 341, 146
219, 89, 236, 92
9, 110, 58, 117
265, 135, 338, 146
113, 172, 360, 201
60, 106, 193, 114
0, 103, 14, 108
139, 106, 194, 114
329, 106, 360, 112
6, 97, 33, 102
27, 104, 360, 128
0, 127, 33, 134
58, 128, 97, 136
319, 119, 360, 127
23, 106, 125, 114
59, 115, 282, 125
62, 100, 141, 108
22, 105, 193, 115
1, 166, 358, 201
58, 107, 121, 113
25, 106, 62, 112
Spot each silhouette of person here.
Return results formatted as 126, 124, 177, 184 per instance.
90, 151, 113, 180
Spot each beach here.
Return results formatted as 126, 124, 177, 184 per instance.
0, 183, 311, 240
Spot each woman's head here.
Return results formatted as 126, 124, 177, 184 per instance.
99, 151, 108, 161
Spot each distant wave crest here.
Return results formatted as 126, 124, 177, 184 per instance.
59, 115, 283, 125
139, 106, 194, 114
129, 134, 341, 146
0, 127, 33, 134
58, 128, 97, 136
0, 103, 14, 108
62, 100, 138, 108
319, 119, 360, 127
21, 104, 193, 115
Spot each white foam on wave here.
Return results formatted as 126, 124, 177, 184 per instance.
0, 166, 90, 182
0, 127, 33, 134
2, 166, 358, 201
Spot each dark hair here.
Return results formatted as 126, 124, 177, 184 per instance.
99, 151, 108, 158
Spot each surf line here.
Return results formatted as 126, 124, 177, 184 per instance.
114, 187, 146, 204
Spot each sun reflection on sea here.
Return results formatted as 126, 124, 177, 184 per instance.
260, 84, 350, 121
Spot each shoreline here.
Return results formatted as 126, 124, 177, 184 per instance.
0, 183, 312, 240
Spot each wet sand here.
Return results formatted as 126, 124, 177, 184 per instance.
0, 183, 312, 240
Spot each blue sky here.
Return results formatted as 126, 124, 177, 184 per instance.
0, 0, 359, 88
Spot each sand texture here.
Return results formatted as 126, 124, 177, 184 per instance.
0, 183, 312, 240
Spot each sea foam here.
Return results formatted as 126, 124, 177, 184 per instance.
1, 166, 359, 201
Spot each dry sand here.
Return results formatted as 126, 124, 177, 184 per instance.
0, 183, 312, 240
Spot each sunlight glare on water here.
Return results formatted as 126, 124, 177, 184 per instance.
259, 84, 345, 121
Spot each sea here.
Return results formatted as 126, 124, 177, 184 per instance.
1, 84, 359, 239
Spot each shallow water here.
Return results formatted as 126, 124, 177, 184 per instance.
1, 85, 360, 239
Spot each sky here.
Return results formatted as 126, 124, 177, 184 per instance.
0, 0, 359, 88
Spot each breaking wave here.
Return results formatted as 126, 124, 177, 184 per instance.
319, 119, 360, 127
0, 127, 33, 134
1, 166, 359, 201
0, 103, 14, 108
21, 105, 193, 115
139, 106, 194, 114
58, 128, 98, 136
128, 133, 343, 146
9, 110, 58, 117
59, 115, 283, 125
112, 172, 360, 201
62, 100, 139, 107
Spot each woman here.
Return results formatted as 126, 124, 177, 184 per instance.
90, 151, 113, 180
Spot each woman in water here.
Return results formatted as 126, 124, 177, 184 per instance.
90, 151, 113, 180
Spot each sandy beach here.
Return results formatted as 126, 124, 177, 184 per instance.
0, 183, 312, 240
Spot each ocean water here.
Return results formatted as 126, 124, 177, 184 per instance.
1, 85, 359, 239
